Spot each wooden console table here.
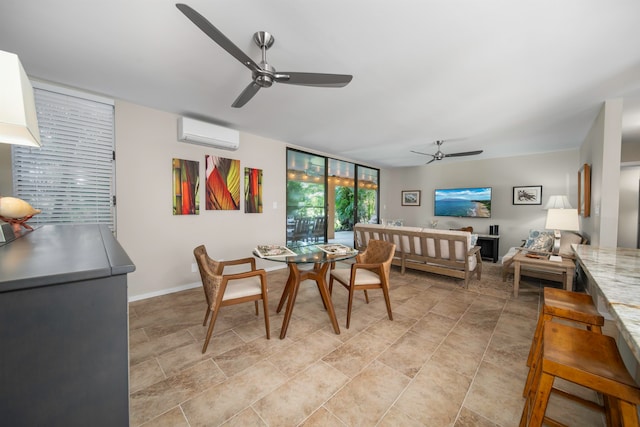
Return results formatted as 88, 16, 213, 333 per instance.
512, 251, 575, 298
477, 234, 500, 263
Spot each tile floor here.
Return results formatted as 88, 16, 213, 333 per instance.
129, 263, 607, 426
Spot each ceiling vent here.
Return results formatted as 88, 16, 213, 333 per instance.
178, 117, 239, 151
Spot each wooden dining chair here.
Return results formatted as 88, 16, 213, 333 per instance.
193, 245, 270, 353
328, 239, 396, 328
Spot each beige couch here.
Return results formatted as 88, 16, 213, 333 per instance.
354, 223, 482, 288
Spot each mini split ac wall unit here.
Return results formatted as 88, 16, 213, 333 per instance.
178, 117, 239, 151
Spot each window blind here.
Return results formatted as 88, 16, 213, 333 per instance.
12, 85, 116, 230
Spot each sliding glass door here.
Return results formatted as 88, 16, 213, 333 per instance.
286, 150, 326, 244
286, 148, 379, 246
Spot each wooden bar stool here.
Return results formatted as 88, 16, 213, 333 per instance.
520, 322, 640, 427
523, 287, 605, 398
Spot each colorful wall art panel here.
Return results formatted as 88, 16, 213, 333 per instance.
172, 158, 200, 215
205, 155, 240, 210
245, 167, 263, 213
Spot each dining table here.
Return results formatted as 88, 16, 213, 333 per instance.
255, 244, 358, 339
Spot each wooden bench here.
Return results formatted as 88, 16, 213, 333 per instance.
354, 224, 482, 288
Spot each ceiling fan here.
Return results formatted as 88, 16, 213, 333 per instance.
176, 3, 353, 108
411, 140, 483, 165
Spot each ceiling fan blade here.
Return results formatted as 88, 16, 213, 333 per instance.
425, 158, 437, 165
232, 82, 261, 108
444, 150, 483, 158
176, 4, 260, 73
410, 150, 435, 158
274, 72, 353, 87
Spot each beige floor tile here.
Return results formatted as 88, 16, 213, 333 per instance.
130, 358, 166, 393
252, 362, 349, 426
377, 330, 440, 378
482, 329, 532, 377
325, 360, 410, 426
220, 407, 267, 426
213, 336, 291, 377
430, 297, 473, 319
394, 360, 472, 425
463, 360, 526, 426
157, 342, 210, 377
429, 331, 489, 379
300, 406, 347, 426
363, 313, 417, 344
377, 406, 424, 427
190, 328, 247, 356
322, 331, 391, 378
129, 330, 196, 366
454, 407, 500, 427
139, 406, 190, 427
409, 312, 458, 342
181, 360, 286, 426
268, 329, 343, 377
132, 358, 226, 425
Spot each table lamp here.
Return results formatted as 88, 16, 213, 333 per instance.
0, 50, 41, 147
545, 208, 580, 254
544, 195, 572, 209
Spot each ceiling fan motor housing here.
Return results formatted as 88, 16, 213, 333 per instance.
254, 62, 275, 87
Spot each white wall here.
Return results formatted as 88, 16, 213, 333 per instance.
381, 150, 579, 256
115, 101, 288, 299
619, 166, 639, 248
580, 99, 623, 247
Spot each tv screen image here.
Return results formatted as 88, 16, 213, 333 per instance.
434, 187, 491, 218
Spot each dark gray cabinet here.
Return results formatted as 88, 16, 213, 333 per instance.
477, 234, 500, 263
0, 225, 135, 427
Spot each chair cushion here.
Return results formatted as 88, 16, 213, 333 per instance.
222, 276, 263, 300
331, 268, 381, 286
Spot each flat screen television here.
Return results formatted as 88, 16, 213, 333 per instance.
434, 187, 491, 218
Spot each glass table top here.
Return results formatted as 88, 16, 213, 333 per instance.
254, 243, 358, 264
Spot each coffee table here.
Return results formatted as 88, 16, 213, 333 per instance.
255, 244, 358, 339
512, 251, 576, 298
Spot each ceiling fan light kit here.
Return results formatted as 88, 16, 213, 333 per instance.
176, 4, 353, 108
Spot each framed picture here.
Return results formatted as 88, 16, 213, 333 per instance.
401, 190, 421, 206
513, 185, 542, 205
578, 164, 591, 217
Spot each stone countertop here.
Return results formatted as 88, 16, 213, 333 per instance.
573, 244, 640, 363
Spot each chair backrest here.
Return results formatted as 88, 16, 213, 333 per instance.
360, 239, 396, 280
311, 217, 325, 237
193, 245, 224, 309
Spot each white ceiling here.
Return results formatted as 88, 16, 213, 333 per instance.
2, 0, 640, 168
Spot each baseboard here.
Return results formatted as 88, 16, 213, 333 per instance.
127, 264, 287, 302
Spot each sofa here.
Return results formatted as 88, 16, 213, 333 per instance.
354, 223, 482, 288
501, 229, 586, 283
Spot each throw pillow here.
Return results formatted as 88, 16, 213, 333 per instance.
524, 230, 554, 252
470, 234, 478, 246
559, 231, 583, 256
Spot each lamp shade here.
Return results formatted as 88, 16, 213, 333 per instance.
545, 208, 580, 231
0, 50, 41, 147
544, 195, 572, 209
